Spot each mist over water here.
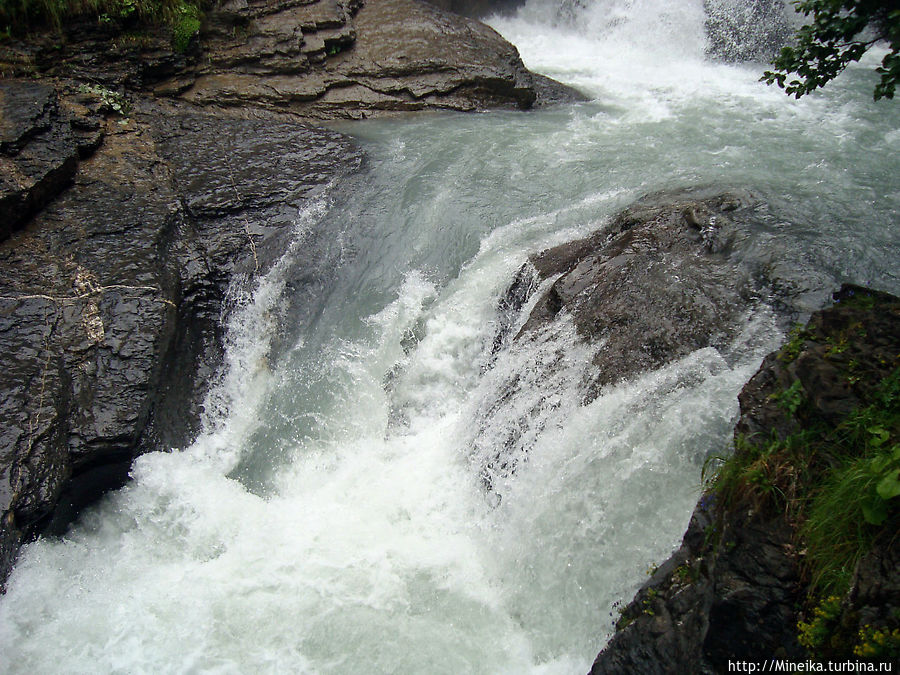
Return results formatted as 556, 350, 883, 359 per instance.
1, 1, 899, 672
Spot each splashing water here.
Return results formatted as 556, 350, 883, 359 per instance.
1, 0, 899, 672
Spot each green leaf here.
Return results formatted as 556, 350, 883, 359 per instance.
861, 496, 888, 525
868, 426, 890, 447
876, 471, 900, 501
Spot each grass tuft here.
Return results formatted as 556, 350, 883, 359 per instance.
0, 0, 204, 52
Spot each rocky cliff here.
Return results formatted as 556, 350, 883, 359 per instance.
0, 0, 580, 587
590, 285, 900, 671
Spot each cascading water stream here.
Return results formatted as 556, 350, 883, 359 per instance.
1, 1, 898, 672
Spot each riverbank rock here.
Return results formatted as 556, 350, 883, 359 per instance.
590, 286, 900, 672
0, 0, 582, 119
0, 80, 363, 587
185, 0, 586, 117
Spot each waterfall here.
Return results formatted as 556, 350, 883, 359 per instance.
1, 0, 898, 672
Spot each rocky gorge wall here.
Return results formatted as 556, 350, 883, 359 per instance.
589, 286, 900, 671
2, 0, 896, 669
0, 0, 581, 587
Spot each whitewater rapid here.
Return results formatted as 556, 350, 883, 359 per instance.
1, 0, 898, 672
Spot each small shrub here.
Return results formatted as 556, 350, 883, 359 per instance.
77, 82, 131, 115
854, 625, 900, 660
170, 0, 198, 52
778, 323, 813, 363
771, 379, 805, 416
797, 595, 843, 652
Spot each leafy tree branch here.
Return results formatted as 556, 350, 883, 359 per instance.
762, 0, 900, 100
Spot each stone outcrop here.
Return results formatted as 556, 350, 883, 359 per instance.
500, 187, 830, 401
590, 286, 900, 672
183, 0, 585, 117
0, 0, 583, 120
0, 80, 363, 587
704, 0, 792, 62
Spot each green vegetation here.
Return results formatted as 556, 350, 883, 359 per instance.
762, 0, 900, 100
797, 595, 844, 652
77, 82, 131, 114
709, 295, 899, 660
714, 367, 899, 595
0, 0, 203, 52
854, 624, 900, 660
170, 0, 198, 52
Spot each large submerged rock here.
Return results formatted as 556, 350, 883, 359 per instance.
474, 187, 833, 487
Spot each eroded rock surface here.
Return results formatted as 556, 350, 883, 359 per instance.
0, 82, 79, 240
1, 0, 582, 119
590, 286, 900, 672
185, 0, 582, 116
502, 187, 830, 401
0, 81, 363, 586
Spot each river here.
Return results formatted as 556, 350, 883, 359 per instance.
1, 0, 898, 672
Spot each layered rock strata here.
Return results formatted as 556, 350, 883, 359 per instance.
0, 0, 583, 119
0, 81, 363, 586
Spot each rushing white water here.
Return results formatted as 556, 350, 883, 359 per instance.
2, 1, 899, 672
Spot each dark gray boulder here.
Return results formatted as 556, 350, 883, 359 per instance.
479, 187, 832, 487
0, 85, 363, 587
502, 187, 828, 401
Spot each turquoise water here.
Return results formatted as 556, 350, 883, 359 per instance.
1, 1, 897, 672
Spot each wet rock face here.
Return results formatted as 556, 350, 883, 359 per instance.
0, 84, 363, 587
590, 504, 805, 674
591, 288, 900, 672
0, 82, 79, 241
1, 0, 582, 119
184, 0, 582, 117
504, 187, 821, 401
704, 0, 792, 63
